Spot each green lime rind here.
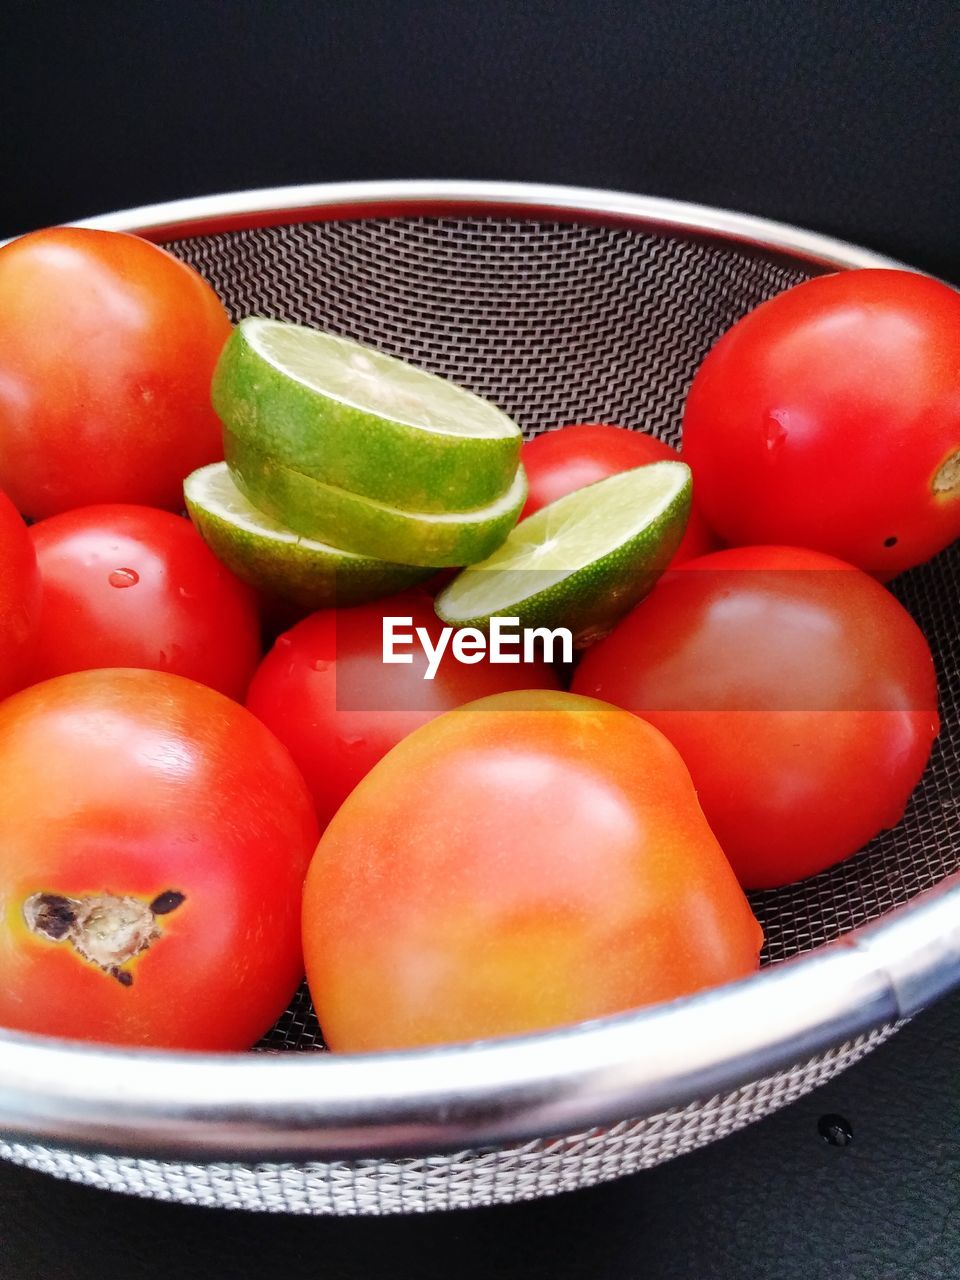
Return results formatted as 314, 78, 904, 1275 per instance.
435, 461, 692, 646
184, 462, 433, 609
212, 319, 522, 514
223, 430, 528, 569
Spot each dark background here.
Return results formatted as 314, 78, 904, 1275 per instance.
3, 0, 960, 281
2, 2, 959, 1276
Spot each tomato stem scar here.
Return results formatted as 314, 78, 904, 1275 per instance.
933, 449, 960, 495
23, 889, 186, 985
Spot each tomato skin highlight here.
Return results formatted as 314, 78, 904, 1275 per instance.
681, 269, 960, 577
0, 490, 41, 701
0, 227, 232, 518
0, 669, 318, 1050
30, 504, 262, 700
245, 589, 561, 828
573, 545, 940, 889
302, 689, 762, 1052
520, 423, 717, 563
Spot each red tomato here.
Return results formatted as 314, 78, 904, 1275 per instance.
682, 270, 960, 577
30, 505, 262, 700
302, 689, 763, 1051
520, 423, 717, 563
0, 669, 318, 1049
573, 546, 940, 889
0, 490, 41, 701
246, 590, 560, 828
0, 227, 231, 518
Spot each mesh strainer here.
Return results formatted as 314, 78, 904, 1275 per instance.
1, 181, 958, 1215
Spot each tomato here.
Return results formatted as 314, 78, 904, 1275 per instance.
682, 270, 960, 577
0, 227, 232, 518
245, 590, 560, 828
0, 669, 318, 1049
520, 423, 717, 563
302, 689, 762, 1051
573, 546, 940, 889
0, 490, 41, 701
29, 505, 262, 700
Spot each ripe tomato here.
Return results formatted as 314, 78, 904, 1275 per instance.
303, 689, 762, 1051
0, 669, 318, 1049
0, 490, 41, 701
29, 505, 262, 700
573, 546, 940, 889
682, 270, 960, 577
520, 423, 717, 563
0, 227, 231, 519
245, 590, 560, 827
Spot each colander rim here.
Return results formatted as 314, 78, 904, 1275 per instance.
0, 179, 955, 1164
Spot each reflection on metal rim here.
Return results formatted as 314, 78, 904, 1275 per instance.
68, 179, 905, 273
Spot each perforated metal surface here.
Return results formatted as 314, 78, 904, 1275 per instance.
170, 218, 808, 450
1, 210, 956, 1213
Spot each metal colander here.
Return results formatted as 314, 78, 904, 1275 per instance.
1, 181, 958, 1215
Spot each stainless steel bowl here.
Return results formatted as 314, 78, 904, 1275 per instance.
1, 181, 958, 1214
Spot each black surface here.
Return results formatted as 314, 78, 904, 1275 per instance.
2, 992, 960, 1279
2, 3, 959, 1276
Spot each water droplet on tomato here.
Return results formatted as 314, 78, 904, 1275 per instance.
312, 659, 330, 673
108, 568, 139, 588
157, 644, 183, 668
763, 414, 788, 453
343, 735, 367, 751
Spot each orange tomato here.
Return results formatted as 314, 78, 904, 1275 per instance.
303, 690, 762, 1051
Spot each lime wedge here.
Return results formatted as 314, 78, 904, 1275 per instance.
223, 431, 528, 568
184, 462, 432, 609
212, 319, 522, 513
435, 462, 692, 645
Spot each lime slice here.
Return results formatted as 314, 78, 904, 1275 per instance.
212, 319, 522, 513
223, 431, 528, 568
435, 461, 692, 646
184, 462, 433, 609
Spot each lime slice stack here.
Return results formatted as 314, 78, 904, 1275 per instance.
196, 318, 527, 582
213, 320, 521, 512
184, 463, 434, 610
223, 430, 527, 568
436, 462, 692, 646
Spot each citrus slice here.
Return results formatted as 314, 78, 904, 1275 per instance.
184, 462, 432, 609
223, 431, 528, 568
212, 318, 522, 513
435, 461, 692, 646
